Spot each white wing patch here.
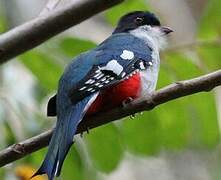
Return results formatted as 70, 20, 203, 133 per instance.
101, 60, 123, 76
139, 62, 146, 70
85, 79, 95, 84
120, 50, 134, 60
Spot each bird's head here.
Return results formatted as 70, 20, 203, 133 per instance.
113, 11, 173, 49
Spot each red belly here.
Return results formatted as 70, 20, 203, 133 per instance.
87, 73, 141, 115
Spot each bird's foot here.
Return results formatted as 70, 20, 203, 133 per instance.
130, 114, 136, 119
86, 127, 90, 134
122, 97, 133, 108
80, 127, 90, 137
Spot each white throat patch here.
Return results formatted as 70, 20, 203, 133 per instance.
129, 25, 167, 50
129, 25, 164, 100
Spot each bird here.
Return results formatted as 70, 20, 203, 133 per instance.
33, 11, 173, 180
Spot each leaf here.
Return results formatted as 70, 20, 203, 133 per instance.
121, 89, 193, 154
0, 169, 5, 179
157, 53, 219, 150
0, 4, 7, 33
152, 89, 218, 151
197, 44, 221, 71
85, 124, 123, 173
121, 111, 161, 155
156, 73, 190, 150
19, 147, 47, 166
183, 93, 219, 148
159, 51, 200, 89
59, 37, 96, 58
147, 96, 190, 150
157, 64, 175, 89
105, 0, 149, 26
0, 15, 6, 33
163, 52, 203, 79
20, 51, 63, 92
61, 147, 84, 180
198, 0, 221, 39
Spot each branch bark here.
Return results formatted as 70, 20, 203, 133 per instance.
39, 0, 62, 16
165, 38, 221, 52
0, 69, 220, 167
0, 0, 123, 64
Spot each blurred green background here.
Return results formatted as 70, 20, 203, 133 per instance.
0, 0, 220, 180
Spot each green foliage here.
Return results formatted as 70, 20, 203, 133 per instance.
0, 15, 6, 33
19, 38, 97, 93
198, 44, 221, 71
185, 93, 219, 148
163, 52, 203, 79
121, 111, 160, 155
0, 4, 7, 33
61, 147, 84, 180
158, 52, 219, 149
85, 124, 124, 173
154, 100, 190, 150
105, 0, 149, 26
0, 169, 5, 179
198, 0, 221, 39
20, 51, 63, 92
198, 0, 221, 75
59, 37, 96, 58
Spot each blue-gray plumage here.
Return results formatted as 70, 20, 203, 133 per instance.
33, 11, 173, 179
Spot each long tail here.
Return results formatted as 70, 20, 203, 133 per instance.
33, 95, 95, 180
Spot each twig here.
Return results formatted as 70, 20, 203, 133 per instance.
39, 0, 62, 16
0, 0, 123, 64
164, 38, 221, 53
0, 69, 220, 167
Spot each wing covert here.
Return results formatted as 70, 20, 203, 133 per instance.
69, 44, 153, 103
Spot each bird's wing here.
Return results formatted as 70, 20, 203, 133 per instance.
69, 33, 154, 102
47, 33, 153, 116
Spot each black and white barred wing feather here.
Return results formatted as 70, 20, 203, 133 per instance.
69, 48, 153, 102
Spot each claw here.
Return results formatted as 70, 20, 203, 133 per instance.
80, 127, 90, 137
130, 114, 136, 119
122, 97, 133, 108
86, 127, 90, 134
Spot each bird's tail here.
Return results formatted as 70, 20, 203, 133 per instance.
32, 96, 92, 180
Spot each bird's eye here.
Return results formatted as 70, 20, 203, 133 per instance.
134, 17, 144, 24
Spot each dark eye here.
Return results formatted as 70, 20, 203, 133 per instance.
134, 17, 144, 24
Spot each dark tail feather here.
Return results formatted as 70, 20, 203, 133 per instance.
32, 96, 92, 180
32, 123, 65, 180
32, 150, 59, 180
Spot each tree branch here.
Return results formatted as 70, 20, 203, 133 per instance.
0, 70, 220, 167
0, 0, 123, 64
164, 38, 221, 53
39, 0, 62, 16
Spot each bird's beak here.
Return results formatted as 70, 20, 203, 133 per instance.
161, 26, 174, 35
